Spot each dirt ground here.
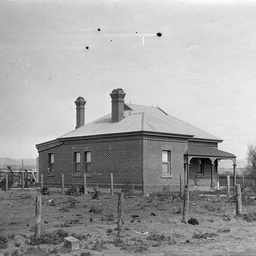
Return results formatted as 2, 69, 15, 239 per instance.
1, 186, 256, 256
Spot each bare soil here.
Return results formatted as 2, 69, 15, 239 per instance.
1, 186, 256, 256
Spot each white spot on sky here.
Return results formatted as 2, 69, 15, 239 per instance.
186, 44, 198, 51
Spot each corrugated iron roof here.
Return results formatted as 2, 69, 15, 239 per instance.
59, 103, 221, 141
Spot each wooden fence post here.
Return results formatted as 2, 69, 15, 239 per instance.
142, 179, 146, 196
117, 192, 124, 236
233, 164, 236, 186
216, 180, 220, 191
61, 174, 64, 194
41, 174, 43, 189
83, 173, 87, 194
236, 184, 242, 215
110, 173, 114, 196
21, 160, 24, 191
242, 175, 244, 188
35, 193, 42, 238
227, 175, 230, 202
181, 185, 189, 223
132, 184, 135, 193
5, 173, 8, 191
180, 174, 184, 197
21, 171, 24, 191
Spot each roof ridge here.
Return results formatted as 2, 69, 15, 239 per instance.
125, 103, 155, 108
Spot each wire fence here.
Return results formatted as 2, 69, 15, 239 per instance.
219, 174, 256, 188
39, 171, 144, 194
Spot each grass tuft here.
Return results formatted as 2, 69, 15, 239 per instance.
192, 232, 219, 239
89, 205, 103, 214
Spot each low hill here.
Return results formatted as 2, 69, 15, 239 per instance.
0, 157, 36, 169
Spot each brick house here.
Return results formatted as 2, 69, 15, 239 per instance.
36, 88, 236, 193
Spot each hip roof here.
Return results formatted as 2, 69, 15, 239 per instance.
59, 103, 222, 142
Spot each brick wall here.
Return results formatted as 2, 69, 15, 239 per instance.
188, 141, 218, 148
38, 135, 144, 188
143, 136, 188, 193
38, 134, 219, 192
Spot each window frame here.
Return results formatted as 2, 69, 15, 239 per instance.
84, 151, 91, 176
73, 152, 81, 174
47, 153, 55, 176
161, 150, 172, 178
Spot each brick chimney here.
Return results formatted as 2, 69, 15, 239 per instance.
75, 97, 86, 129
110, 88, 126, 122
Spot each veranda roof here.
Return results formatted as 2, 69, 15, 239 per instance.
187, 144, 236, 159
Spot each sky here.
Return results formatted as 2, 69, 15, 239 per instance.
0, 0, 256, 166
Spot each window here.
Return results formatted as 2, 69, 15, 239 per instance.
197, 159, 204, 175
84, 151, 91, 174
48, 153, 54, 175
162, 150, 171, 176
74, 152, 81, 173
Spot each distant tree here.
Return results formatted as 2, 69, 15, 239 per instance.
245, 142, 256, 176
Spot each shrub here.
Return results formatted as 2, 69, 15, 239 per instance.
80, 252, 92, 256
242, 212, 256, 222
0, 234, 8, 249
133, 242, 148, 253
78, 185, 84, 194
109, 238, 149, 253
106, 228, 113, 234
48, 247, 58, 254
89, 205, 103, 214
14, 241, 21, 247
28, 229, 69, 245
0, 177, 13, 190
110, 238, 130, 251
188, 218, 199, 225
242, 194, 256, 205
217, 228, 230, 233
65, 186, 80, 196
90, 188, 100, 200
91, 239, 108, 251
7, 234, 15, 240
192, 232, 219, 239
70, 233, 90, 240
146, 233, 173, 242
101, 213, 114, 221
23, 247, 48, 255
41, 186, 50, 195
11, 250, 19, 256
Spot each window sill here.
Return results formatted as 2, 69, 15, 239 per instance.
47, 173, 55, 177
161, 175, 172, 179
196, 174, 205, 178
72, 173, 82, 177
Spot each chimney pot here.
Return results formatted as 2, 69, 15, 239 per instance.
110, 88, 126, 122
75, 97, 86, 129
